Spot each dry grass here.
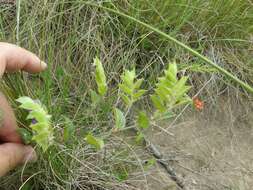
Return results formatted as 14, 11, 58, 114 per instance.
0, 1, 253, 189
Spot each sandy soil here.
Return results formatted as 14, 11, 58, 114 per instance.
143, 96, 253, 190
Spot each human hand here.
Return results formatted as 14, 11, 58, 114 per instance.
0, 42, 47, 176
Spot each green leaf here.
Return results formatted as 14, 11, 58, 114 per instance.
119, 84, 132, 95
175, 85, 191, 101
165, 62, 177, 83
90, 89, 101, 106
151, 95, 165, 112
27, 109, 49, 123
119, 69, 146, 106
16, 97, 41, 110
94, 57, 107, 96
137, 111, 149, 129
17, 128, 33, 145
133, 89, 147, 100
134, 78, 144, 89
85, 133, 104, 150
31, 122, 48, 132
114, 108, 126, 129
135, 132, 144, 143
155, 80, 172, 101
63, 116, 76, 142
174, 96, 192, 107
122, 69, 135, 87
151, 61, 191, 114
120, 94, 132, 106
159, 111, 175, 120
175, 76, 188, 93
32, 131, 52, 152
16, 96, 34, 104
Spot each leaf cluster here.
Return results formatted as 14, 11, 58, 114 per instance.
16, 96, 53, 152
151, 62, 192, 113
119, 69, 146, 106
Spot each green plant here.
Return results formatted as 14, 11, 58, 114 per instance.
13, 57, 192, 188
2, 1, 252, 189
119, 69, 147, 107
114, 107, 126, 129
89, 58, 191, 143
151, 62, 192, 114
85, 133, 104, 150
90, 58, 191, 145
112, 61, 191, 129
16, 96, 54, 152
94, 57, 107, 97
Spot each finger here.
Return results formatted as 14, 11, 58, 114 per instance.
0, 93, 21, 143
0, 143, 36, 177
0, 42, 47, 76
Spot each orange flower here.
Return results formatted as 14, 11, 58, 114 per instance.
193, 97, 204, 110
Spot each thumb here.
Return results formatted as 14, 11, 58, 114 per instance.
0, 143, 37, 177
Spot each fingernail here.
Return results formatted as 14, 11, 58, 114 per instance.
40, 61, 47, 70
23, 146, 37, 163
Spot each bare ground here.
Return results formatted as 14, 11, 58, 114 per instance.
136, 95, 253, 190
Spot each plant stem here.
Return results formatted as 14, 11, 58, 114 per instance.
84, 2, 253, 94
16, 0, 21, 45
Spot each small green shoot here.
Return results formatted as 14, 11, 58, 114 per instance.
114, 108, 126, 129
137, 111, 149, 129
16, 96, 54, 152
151, 62, 192, 114
119, 69, 147, 106
85, 133, 104, 150
94, 57, 107, 96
